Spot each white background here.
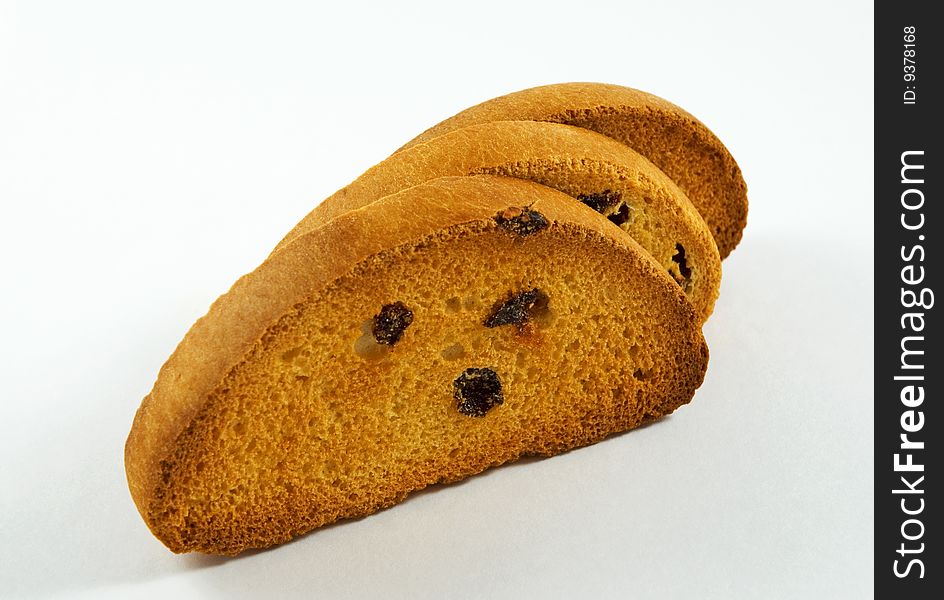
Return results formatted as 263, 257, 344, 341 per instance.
0, 1, 873, 598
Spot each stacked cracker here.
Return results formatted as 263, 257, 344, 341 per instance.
126, 83, 747, 554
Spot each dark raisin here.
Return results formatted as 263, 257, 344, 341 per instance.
453, 367, 504, 417
577, 190, 621, 214
484, 288, 546, 328
494, 206, 548, 236
607, 202, 631, 227
670, 243, 692, 288
372, 301, 413, 345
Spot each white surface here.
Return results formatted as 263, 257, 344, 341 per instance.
0, 1, 873, 598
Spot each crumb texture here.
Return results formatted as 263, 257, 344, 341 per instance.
130, 177, 708, 554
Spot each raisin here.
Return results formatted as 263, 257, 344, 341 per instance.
670, 243, 692, 288
607, 202, 631, 227
484, 288, 546, 328
577, 190, 621, 214
579, 191, 631, 227
494, 206, 548, 236
453, 367, 504, 417
371, 301, 413, 345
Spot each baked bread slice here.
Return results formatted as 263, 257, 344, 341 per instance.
399, 82, 748, 259
125, 175, 708, 555
275, 121, 720, 322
